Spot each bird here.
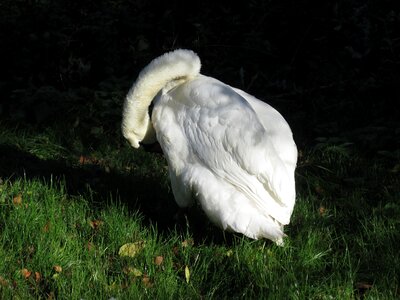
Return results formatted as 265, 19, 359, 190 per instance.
122, 49, 297, 245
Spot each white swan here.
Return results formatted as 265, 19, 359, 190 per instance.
122, 49, 297, 244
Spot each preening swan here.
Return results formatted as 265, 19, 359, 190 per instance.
122, 49, 297, 244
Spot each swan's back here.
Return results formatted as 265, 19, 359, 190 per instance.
152, 74, 297, 244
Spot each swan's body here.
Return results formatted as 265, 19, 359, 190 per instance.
122, 49, 297, 244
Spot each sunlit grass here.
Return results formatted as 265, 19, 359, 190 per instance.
0, 126, 399, 299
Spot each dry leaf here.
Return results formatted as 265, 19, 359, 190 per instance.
0, 276, 8, 286
318, 206, 327, 216
87, 241, 94, 252
123, 266, 142, 277
172, 246, 179, 256
79, 155, 85, 164
35, 272, 41, 283
184, 265, 190, 283
154, 256, 164, 266
142, 275, 153, 288
42, 221, 51, 233
27, 245, 35, 256
182, 239, 194, 248
13, 194, 22, 206
79, 155, 102, 165
89, 219, 104, 230
21, 268, 31, 279
53, 265, 62, 273
118, 241, 145, 258
356, 282, 373, 290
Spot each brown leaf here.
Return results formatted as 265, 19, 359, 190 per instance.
318, 206, 327, 216
79, 155, 87, 165
13, 194, 22, 206
89, 219, 104, 230
21, 268, 31, 279
42, 221, 51, 233
79, 155, 102, 165
27, 245, 35, 256
154, 256, 164, 266
172, 246, 179, 256
181, 239, 194, 248
0, 276, 8, 287
356, 282, 373, 290
87, 241, 94, 252
35, 272, 41, 283
142, 275, 153, 288
53, 265, 62, 273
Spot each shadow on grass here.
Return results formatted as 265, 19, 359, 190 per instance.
0, 144, 234, 244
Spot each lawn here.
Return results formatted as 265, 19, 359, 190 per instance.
0, 124, 398, 299
1, 0, 399, 298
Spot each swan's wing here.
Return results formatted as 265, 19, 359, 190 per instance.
231, 88, 298, 169
174, 77, 296, 224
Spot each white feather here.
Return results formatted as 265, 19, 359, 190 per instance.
122, 49, 297, 244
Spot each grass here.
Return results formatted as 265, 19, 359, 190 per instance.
0, 125, 399, 299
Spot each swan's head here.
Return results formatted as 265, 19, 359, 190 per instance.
122, 128, 142, 149
122, 112, 156, 149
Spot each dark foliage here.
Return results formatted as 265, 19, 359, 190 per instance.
0, 0, 399, 150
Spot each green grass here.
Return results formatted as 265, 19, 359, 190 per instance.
0, 125, 399, 299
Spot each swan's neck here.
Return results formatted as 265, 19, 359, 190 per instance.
122, 50, 201, 148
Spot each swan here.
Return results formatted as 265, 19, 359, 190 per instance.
122, 49, 297, 244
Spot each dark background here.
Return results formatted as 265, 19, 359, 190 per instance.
0, 0, 399, 151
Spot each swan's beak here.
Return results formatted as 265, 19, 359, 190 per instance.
127, 137, 140, 149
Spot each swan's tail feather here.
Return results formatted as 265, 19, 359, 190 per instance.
225, 209, 285, 245
122, 49, 201, 148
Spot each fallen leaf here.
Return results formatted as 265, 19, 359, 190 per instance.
13, 194, 22, 206
0, 276, 8, 286
52, 273, 59, 280
225, 249, 234, 257
87, 241, 94, 252
318, 206, 327, 216
182, 239, 194, 248
89, 219, 104, 230
27, 245, 35, 256
356, 282, 373, 290
154, 256, 164, 266
42, 221, 51, 233
172, 246, 179, 256
53, 265, 62, 273
35, 272, 41, 283
184, 265, 190, 283
142, 275, 153, 288
123, 266, 142, 277
21, 268, 31, 279
118, 241, 145, 258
